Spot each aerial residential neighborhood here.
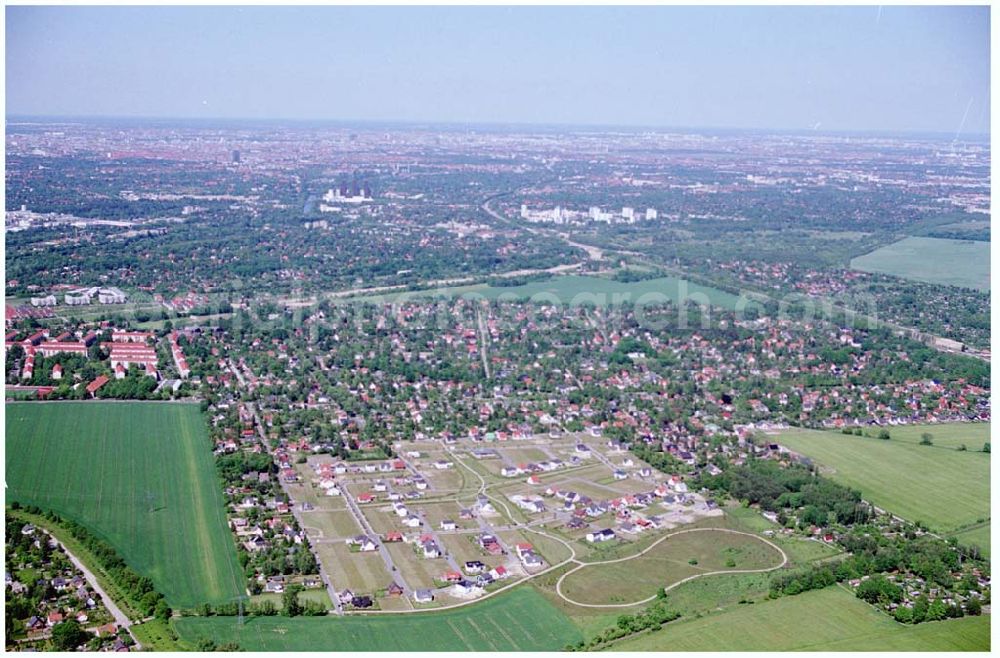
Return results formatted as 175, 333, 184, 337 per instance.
4, 4, 992, 654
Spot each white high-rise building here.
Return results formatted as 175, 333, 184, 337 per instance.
621, 207, 634, 221
645, 208, 658, 220
520, 204, 529, 218
589, 206, 601, 220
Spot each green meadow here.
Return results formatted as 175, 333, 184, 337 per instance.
345, 274, 755, 311
615, 586, 989, 651
851, 236, 989, 291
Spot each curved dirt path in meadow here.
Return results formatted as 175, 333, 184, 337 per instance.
555, 527, 788, 609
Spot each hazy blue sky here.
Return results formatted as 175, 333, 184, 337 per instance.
6, 5, 991, 134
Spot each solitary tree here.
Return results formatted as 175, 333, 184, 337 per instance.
282, 585, 303, 617
51, 620, 90, 651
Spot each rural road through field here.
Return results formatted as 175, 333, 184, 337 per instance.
555, 527, 788, 609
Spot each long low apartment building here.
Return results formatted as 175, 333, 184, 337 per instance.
104, 342, 158, 369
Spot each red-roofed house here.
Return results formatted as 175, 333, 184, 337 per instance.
86, 375, 109, 397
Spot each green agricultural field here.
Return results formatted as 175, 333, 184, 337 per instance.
775, 425, 990, 554
851, 236, 990, 291
5, 401, 243, 608
559, 530, 784, 606
347, 274, 753, 311
173, 587, 583, 651
615, 586, 989, 651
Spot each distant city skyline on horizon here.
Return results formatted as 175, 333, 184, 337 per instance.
6, 5, 991, 136
5, 112, 991, 141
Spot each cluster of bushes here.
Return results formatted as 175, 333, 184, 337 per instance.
566, 592, 680, 651
893, 594, 978, 624
194, 601, 267, 617
485, 272, 553, 287
699, 460, 870, 526
11, 504, 170, 620
611, 268, 663, 283
630, 443, 687, 475
215, 452, 275, 488
855, 574, 903, 605
280, 585, 328, 617
195, 639, 243, 652
769, 564, 838, 597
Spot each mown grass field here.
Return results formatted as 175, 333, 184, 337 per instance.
865, 422, 992, 450
5, 401, 243, 608
173, 587, 583, 651
775, 424, 990, 554
615, 585, 990, 651
850, 236, 990, 290
559, 529, 784, 605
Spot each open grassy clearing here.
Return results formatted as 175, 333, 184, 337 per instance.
5, 401, 242, 608
775, 426, 990, 548
385, 543, 440, 590
173, 587, 583, 651
614, 585, 989, 651
559, 529, 784, 606
521, 527, 576, 566
317, 542, 388, 593
130, 618, 190, 651
438, 534, 504, 570
299, 509, 362, 540
850, 236, 989, 290
863, 422, 990, 450
249, 588, 333, 609
411, 500, 478, 531
345, 274, 751, 311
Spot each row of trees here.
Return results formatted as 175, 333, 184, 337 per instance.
10, 504, 171, 620
566, 590, 681, 651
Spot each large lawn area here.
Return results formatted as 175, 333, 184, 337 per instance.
775, 424, 990, 553
173, 587, 582, 651
850, 236, 990, 291
5, 401, 243, 608
615, 586, 990, 651
559, 529, 784, 606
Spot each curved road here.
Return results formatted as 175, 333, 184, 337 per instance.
555, 527, 788, 609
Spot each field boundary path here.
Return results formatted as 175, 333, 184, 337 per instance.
39, 528, 141, 648
555, 527, 788, 609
